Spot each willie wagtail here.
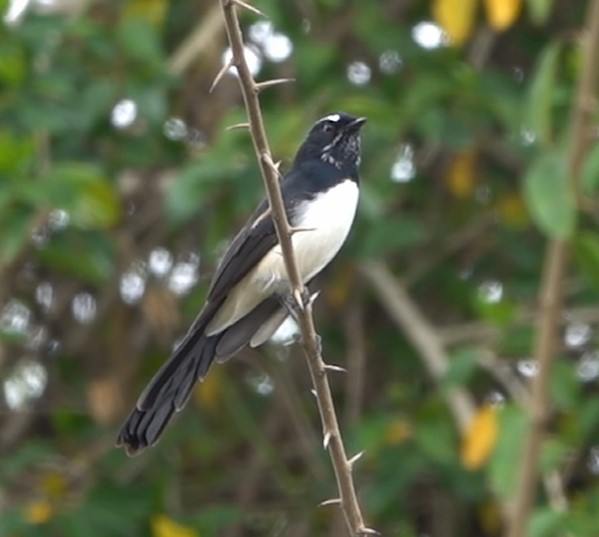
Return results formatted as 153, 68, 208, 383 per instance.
117, 112, 366, 455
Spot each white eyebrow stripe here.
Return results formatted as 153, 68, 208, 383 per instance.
322, 113, 341, 123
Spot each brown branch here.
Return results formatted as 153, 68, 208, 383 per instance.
505, 241, 568, 537
570, 0, 599, 203
344, 299, 366, 429
218, 1, 371, 534
466, 26, 498, 71
266, 356, 328, 480
505, 2, 599, 536
167, 4, 224, 75
478, 351, 531, 407
359, 260, 475, 435
438, 305, 599, 346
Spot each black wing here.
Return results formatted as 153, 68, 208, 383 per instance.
207, 198, 278, 301
207, 164, 322, 301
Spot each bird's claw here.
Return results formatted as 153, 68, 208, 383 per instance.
280, 287, 317, 320
278, 290, 322, 353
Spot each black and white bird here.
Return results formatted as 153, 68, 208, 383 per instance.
117, 112, 366, 455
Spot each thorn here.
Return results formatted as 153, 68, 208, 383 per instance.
210, 58, 234, 93
309, 290, 321, 305
232, 0, 266, 17
225, 122, 250, 131
323, 363, 347, 373
293, 287, 305, 311
323, 431, 332, 449
319, 498, 342, 507
254, 78, 295, 92
262, 153, 282, 178
289, 226, 316, 235
359, 527, 381, 536
347, 450, 366, 469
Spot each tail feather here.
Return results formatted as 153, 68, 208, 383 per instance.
172, 335, 219, 410
117, 313, 222, 455
214, 296, 282, 360
118, 402, 176, 455
117, 297, 281, 455
117, 297, 280, 455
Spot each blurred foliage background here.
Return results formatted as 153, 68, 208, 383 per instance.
1, 0, 599, 536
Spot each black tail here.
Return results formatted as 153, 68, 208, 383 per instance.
116, 296, 284, 456
116, 323, 221, 455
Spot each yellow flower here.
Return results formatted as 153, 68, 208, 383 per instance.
25, 500, 53, 525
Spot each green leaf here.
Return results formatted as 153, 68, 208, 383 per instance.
579, 397, 599, 440
0, 204, 34, 266
540, 438, 568, 474
497, 324, 535, 356
0, 41, 25, 87
130, 85, 167, 125
489, 404, 528, 499
0, 327, 28, 345
403, 74, 455, 123
443, 347, 481, 387
59, 481, 152, 537
0, 131, 35, 175
474, 296, 517, 326
117, 18, 164, 66
358, 216, 427, 258
523, 152, 575, 238
526, 43, 560, 145
529, 507, 567, 537
527, 0, 554, 25
36, 231, 115, 285
166, 160, 242, 225
414, 405, 458, 464
294, 41, 337, 85
42, 163, 123, 229
79, 79, 118, 127
581, 143, 599, 195
0, 442, 53, 481
573, 231, 599, 291
549, 360, 581, 412
190, 505, 244, 534
0, 510, 29, 535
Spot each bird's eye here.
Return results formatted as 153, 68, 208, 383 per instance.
323, 123, 334, 133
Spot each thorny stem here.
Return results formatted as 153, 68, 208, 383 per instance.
218, 1, 370, 535
505, 1, 599, 536
505, 241, 568, 537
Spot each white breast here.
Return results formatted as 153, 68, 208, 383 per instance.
205, 180, 359, 335
251, 179, 360, 302
285, 179, 359, 281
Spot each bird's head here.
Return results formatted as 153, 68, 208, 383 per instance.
294, 112, 366, 173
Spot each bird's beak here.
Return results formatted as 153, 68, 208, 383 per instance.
344, 116, 367, 133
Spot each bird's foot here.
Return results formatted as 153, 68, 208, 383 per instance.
280, 287, 317, 320
278, 290, 323, 354
313, 333, 323, 355
279, 292, 300, 321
